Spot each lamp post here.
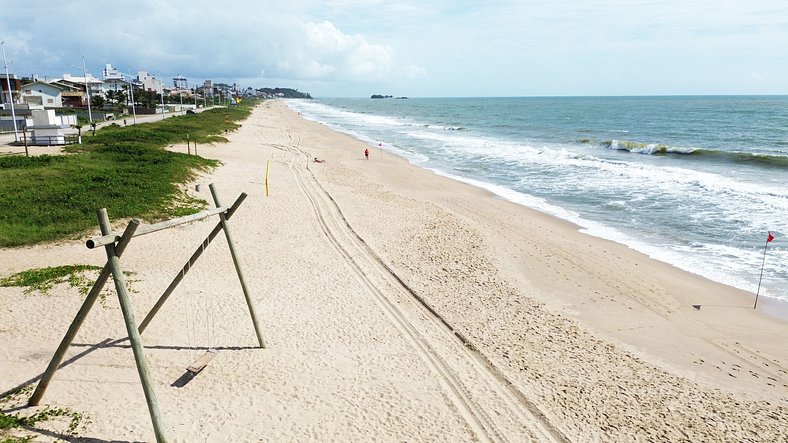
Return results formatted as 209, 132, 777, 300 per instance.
125, 69, 137, 124
157, 73, 165, 120
81, 57, 93, 124
1, 41, 19, 142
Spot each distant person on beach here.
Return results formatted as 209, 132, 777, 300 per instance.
364, 148, 369, 159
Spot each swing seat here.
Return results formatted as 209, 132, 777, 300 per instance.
186, 350, 217, 374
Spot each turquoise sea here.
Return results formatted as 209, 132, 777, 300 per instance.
285, 96, 788, 308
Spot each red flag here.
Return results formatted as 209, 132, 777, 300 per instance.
767, 231, 774, 243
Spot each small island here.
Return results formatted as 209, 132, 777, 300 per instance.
370, 95, 408, 99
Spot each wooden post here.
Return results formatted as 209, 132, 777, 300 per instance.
138, 193, 248, 334
98, 210, 167, 442
210, 184, 266, 348
265, 160, 270, 197
186, 134, 190, 155
22, 128, 28, 157
29, 219, 139, 406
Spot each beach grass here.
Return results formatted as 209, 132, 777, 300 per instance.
0, 385, 86, 441
0, 265, 102, 295
0, 102, 257, 247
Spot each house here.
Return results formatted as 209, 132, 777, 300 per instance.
48, 80, 88, 107
20, 81, 76, 107
54, 73, 108, 105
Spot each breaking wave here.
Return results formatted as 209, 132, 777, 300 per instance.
587, 139, 788, 167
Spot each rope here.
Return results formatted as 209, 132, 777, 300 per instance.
208, 288, 217, 351
184, 287, 197, 363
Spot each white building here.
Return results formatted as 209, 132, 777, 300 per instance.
137, 71, 163, 94
173, 75, 187, 89
101, 64, 128, 92
102, 64, 123, 81
58, 72, 107, 97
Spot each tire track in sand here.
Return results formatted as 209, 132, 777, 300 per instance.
271, 140, 567, 443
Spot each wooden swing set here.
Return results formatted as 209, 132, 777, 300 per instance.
27, 183, 265, 443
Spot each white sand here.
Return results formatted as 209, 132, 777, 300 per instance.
1, 100, 786, 442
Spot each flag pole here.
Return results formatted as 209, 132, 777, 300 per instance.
754, 232, 773, 309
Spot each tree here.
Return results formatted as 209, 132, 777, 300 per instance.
135, 90, 156, 109
114, 90, 128, 107
91, 94, 105, 109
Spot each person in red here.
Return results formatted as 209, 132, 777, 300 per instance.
364, 148, 369, 159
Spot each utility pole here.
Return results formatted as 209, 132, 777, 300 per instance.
1, 41, 19, 142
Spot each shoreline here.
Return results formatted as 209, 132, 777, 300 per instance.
1, 100, 785, 441
287, 101, 788, 323
427, 166, 788, 323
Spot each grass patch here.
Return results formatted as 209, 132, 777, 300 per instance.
1, 386, 89, 441
0, 265, 102, 295
0, 102, 258, 247
0, 265, 136, 305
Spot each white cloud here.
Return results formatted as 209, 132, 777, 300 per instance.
400, 64, 426, 79
0, 2, 423, 91
0, 0, 786, 96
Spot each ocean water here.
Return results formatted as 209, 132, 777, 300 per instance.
285, 96, 788, 305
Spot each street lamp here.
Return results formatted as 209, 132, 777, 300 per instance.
1, 41, 19, 142
123, 69, 137, 124
156, 73, 165, 120
82, 56, 93, 124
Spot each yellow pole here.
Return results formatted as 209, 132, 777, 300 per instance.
265, 160, 270, 196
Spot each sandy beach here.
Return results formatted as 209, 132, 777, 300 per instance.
1, 100, 786, 442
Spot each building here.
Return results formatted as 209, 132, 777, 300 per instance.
137, 71, 163, 94
173, 75, 187, 89
0, 73, 21, 105
53, 73, 107, 108
102, 64, 129, 93
102, 64, 123, 81
20, 81, 78, 107
203, 80, 213, 97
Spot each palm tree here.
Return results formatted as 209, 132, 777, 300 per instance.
72, 123, 84, 144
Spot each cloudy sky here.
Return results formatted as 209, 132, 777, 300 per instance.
2, 0, 786, 97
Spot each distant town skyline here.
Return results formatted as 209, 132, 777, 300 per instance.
1, 0, 787, 98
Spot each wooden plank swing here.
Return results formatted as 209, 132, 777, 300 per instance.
28, 183, 265, 443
